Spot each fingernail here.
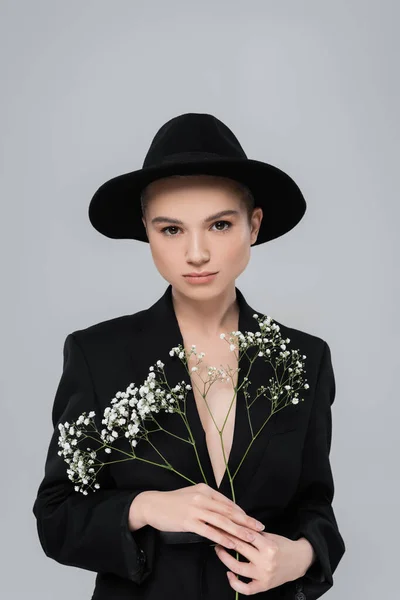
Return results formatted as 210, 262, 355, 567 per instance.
256, 521, 265, 530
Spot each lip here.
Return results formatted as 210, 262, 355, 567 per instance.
183, 272, 218, 284
184, 272, 217, 277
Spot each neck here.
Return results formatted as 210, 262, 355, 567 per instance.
171, 285, 239, 338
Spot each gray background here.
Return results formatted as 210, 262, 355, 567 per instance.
1, 1, 398, 598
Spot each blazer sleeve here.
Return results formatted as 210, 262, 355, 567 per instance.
32, 332, 158, 584
285, 341, 346, 599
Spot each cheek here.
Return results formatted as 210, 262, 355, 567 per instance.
149, 241, 176, 267
229, 242, 250, 268
221, 226, 249, 251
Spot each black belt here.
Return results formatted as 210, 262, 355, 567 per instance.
158, 531, 213, 545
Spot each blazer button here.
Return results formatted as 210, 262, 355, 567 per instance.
295, 593, 306, 600
137, 548, 146, 566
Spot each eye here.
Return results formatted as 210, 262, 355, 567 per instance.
213, 220, 232, 232
160, 220, 232, 236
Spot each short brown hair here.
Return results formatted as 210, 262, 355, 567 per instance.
140, 175, 255, 225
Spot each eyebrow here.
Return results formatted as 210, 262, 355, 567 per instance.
151, 209, 240, 226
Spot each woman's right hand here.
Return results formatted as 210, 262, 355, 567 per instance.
135, 483, 265, 549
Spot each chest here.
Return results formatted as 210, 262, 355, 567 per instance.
182, 333, 240, 489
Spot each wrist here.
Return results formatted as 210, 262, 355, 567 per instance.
129, 491, 155, 531
294, 537, 316, 577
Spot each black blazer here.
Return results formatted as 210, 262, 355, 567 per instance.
32, 284, 345, 600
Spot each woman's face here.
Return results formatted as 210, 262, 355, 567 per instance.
141, 175, 263, 297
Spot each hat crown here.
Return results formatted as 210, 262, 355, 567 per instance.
142, 112, 247, 168
88, 111, 306, 243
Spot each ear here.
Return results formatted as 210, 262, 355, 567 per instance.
250, 207, 263, 244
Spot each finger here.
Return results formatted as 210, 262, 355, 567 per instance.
194, 520, 239, 550
227, 570, 263, 595
200, 493, 265, 535
210, 490, 247, 513
212, 490, 266, 532
225, 535, 262, 557
216, 535, 260, 564
214, 545, 254, 580
197, 502, 264, 545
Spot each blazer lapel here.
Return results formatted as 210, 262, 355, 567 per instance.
125, 284, 297, 503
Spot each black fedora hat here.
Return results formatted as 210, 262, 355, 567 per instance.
88, 112, 306, 245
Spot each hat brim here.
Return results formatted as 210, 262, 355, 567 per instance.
88, 157, 306, 245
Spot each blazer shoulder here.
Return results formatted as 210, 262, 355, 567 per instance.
67, 306, 148, 351
269, 315, 328, 357
268, 317, 333, 394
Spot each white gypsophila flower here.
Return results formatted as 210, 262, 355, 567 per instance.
57, 415, 102, 494
58, 315, 308, 495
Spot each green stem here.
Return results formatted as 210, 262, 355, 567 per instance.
67, 336, 305, 600
156, 366, 211, 485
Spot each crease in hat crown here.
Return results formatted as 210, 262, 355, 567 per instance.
142, 113, 248, 168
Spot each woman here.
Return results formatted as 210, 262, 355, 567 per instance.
32, 113, 345, 599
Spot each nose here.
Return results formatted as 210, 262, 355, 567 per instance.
185, 232, 210, 262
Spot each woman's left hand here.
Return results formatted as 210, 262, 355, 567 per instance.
214, 530, 302, 595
